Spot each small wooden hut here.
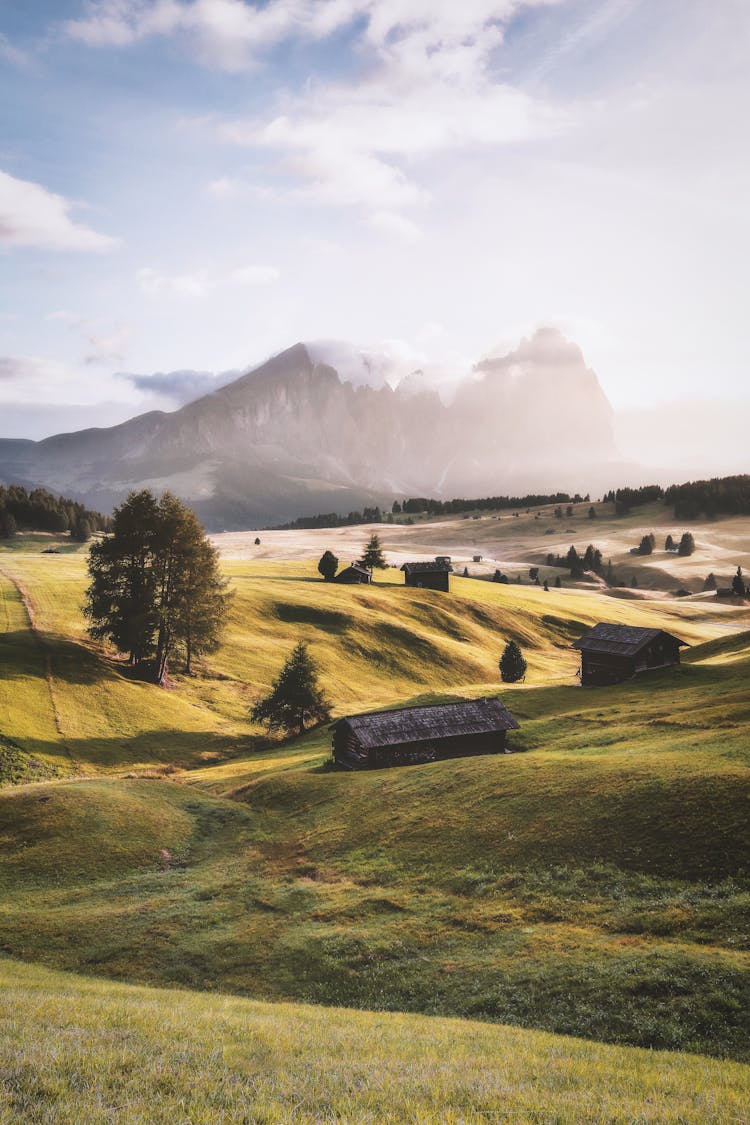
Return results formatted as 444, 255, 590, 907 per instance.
401, 559, 452, 592
335, 564, 372, 585
573, 623, 688, 686
332, 697, 519, 769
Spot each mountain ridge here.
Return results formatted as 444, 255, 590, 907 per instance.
0, 331, 625, 527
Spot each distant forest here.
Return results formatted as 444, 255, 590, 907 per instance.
279, 492, 590, 530
279, 475, 750, 530
0, 485, 110, 541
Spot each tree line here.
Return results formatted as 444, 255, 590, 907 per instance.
0, 484, 109, 541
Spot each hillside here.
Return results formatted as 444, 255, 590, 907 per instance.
2, 959, 748, 1125
0, 331, 622, 527
0, 517, 749, 1068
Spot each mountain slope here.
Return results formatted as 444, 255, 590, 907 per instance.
0, 331, 621, 527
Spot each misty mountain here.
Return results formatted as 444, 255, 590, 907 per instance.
0, 330, 625, 528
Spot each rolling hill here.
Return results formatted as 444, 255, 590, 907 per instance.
0, 517, 748, 1074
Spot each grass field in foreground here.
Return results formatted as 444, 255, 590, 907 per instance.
0, 957, 748, 1125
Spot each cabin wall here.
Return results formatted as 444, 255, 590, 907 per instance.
580, 653, 635, 686
367, 730, 506, 769
405, 572, 450, 592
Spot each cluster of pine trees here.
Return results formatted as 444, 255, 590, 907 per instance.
665, 475, 750, 519
0, 484, 108, 541
545, 544, 604, 578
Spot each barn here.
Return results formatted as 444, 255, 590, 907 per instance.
332, 697, 519, 769
401, 559, 452, 592
335, 564, 372, 584
573, 623, 689, 686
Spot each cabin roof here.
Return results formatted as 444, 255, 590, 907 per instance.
336, 697, 519, 749
400, 560, 453, 574
572, 623, 689, 657
337, 564, 371, 577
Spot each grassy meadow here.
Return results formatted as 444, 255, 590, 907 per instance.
0, 506, 749, 1117
2, 957, 749, 1125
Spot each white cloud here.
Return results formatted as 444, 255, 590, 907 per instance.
231, 264, 281, 285
137, 262, 280, 296
367, 210, 422, 242
0, 169, 120, 252
214, 2, 563, 221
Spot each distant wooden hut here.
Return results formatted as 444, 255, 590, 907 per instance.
401, 559, 452, 592
332, 698, 520, 769
573, 623, 688, 686
335, 564, 372, 585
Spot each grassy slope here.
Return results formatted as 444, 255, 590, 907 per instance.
0, 528, 748, 1077
1, 957, 748, 1125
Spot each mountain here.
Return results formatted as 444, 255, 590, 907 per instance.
0, 330, 623, 528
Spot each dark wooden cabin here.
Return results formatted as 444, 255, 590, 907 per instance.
573, 623, 688, 686
335, 564, 372, 584
332, 697, 519, 769
401, 559, 452, 592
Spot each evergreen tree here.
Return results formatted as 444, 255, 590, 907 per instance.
704, 573, 717, 591
678, 532, 695, 557
251, 642, 330, 736
254, 537, 261, 546
665, 534, 674, 551
358, 533, 387, 569
85, 490, 230, 682
554, 575, 562, 588
566, 545, 583, 578
732, 567, 746, 597
499, 640, 527, 683
71, 517, 92, 543
317, 550, 339, 582
0, 511, 17, 539
638, 534, 654, 556
588, 505, 596, 519
543, 580, 549, 591
392, 500, 402, 514
631, 574, 639, 588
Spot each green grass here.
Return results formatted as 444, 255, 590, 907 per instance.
0, 957, 748, 1124
0, 537, 749, 1089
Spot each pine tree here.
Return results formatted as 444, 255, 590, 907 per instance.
0, 511, 17, 539
732, 567, 746, 597
665, 534, 674, 551
317, 550, 339, 581
71, 517, 92, 543
251, 642, 330, 735
678, 532, 695, 557
704, 573, 717, 591
358, 533, 387, 569
85, 490, 230, 682
554, 575, 562, 588
588, 506, 596, 519
499, 640, 527, 683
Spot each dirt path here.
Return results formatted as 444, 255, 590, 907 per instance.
0, 565, 76, 766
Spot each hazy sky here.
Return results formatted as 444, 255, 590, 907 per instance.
1, 0, 749, 438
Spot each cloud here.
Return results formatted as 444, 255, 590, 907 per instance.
0, 33, 31, 68
42, 310, 130, 366
64, 0, 366, 71
137, 263, 280, 296
214, 2, 563, 221
366, 210, 422, 242
0, 169, 120, 252
118, 368, 236, 403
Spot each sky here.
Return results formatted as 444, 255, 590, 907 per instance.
1, 0, 749, 449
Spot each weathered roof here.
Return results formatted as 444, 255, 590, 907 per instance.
572, 623, 689, 656
401, 560, 453, 573
337, 697, 519, 749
